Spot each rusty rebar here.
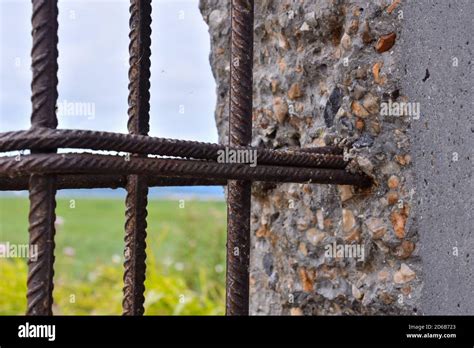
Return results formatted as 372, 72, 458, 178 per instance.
0, 128, 346, 169
0, 175, 226, 191
122, 0, 152, 316
0, 174, 226, 191
0, 0, 377, 319
0, 153, 372, 187
26, 0, 58, 316
226, 0, 254, 316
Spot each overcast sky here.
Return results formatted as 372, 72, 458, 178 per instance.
0, 0, 218, 143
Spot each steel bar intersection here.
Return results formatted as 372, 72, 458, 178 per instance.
0, 0, 371, 316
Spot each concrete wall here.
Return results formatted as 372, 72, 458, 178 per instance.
200, 0, 472, 315
400, 0, 473, 314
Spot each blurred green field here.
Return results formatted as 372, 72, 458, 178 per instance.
0, 196, 227, 315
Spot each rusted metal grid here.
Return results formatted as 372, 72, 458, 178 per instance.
0, 0, 371, 316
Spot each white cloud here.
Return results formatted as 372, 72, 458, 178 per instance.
0, 0, 217, 142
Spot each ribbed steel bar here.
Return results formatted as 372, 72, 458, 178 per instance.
26, 0, 58, 316
0, 129, 346, 169
0, 153, 372, 187
0, 175, 226, 191
300, 146, 343, 155
226, 0, 254, 316
122, 0, 152, 316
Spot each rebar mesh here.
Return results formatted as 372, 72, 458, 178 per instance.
0, 0, 371, 316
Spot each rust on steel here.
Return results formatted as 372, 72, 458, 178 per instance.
0, 0, 374, 317
0, 175, 226, 191
0, 129, 347, 169
26, 0, 59, 315
0, 153, 372, 187
226, 0, 254, 316
123, 0, 152, 316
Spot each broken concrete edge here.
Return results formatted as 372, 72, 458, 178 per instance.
200, 0, 421, 315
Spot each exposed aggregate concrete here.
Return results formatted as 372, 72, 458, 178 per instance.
200, 0, 423, 315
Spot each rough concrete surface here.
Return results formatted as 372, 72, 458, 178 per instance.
399, 0, 473, 314
200, 0, 472, 315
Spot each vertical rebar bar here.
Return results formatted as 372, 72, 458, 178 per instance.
226, 0, 254, 316
122, 0, 152, 316
26, 0, 59, 315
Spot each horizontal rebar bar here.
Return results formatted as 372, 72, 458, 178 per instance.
0, 129, 345, 169
0, 153, 372, 187
0, 175, 226, 191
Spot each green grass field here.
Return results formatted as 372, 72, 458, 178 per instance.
0, 196, 227, 315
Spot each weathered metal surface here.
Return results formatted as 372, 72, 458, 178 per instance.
122, 0, 152, 316
0, 175, 226, 191
26, 0, 59, 316
226, 0, 254, 316
0, 129, 346, 169
0, 153, 372, 187
0, 0, 374, 317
